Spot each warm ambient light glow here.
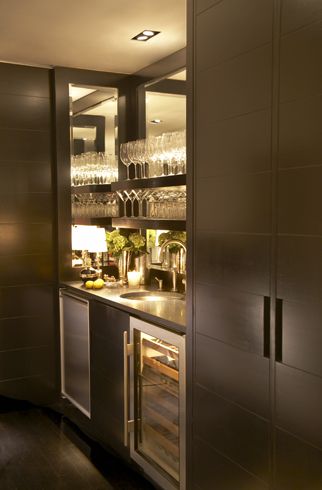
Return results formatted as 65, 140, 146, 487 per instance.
132, 30, 160, 41
72, 225, 107, 252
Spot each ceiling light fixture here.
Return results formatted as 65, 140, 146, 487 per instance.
142, 30, 155, 36
132, 30, 160, 42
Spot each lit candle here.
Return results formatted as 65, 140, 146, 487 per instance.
127, 270, 141, 287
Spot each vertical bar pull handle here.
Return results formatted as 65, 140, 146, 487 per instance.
275, 298, 283, 363
263, 296, 271, 359
123, 331, 130, 446
123, 331, 134, 446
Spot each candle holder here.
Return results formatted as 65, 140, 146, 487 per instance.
127, 270, 141, 287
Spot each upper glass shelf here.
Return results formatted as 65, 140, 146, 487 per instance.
111, 174, 186, 191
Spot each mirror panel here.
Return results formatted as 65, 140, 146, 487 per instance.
145, 68, 186, 138
69, 84, 118, 159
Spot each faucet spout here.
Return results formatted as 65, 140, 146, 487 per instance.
158, 239, 187, 292
158, 239, 187, 265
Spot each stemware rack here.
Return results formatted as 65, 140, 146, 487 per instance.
72, 175, 186, 230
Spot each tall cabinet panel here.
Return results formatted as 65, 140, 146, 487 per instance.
192, 0, 273, 487
275, 2, 322, 487
0, 63, 57, 405
191, 0, 322, 487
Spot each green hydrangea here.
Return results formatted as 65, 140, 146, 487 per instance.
126, 233, 146, 255
105, 230, 128, 257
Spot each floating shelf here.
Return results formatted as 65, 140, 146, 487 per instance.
72, 217, 113, 226
71, 184, 112, 194
112, 218, 185, 231
111, 174, 186, 191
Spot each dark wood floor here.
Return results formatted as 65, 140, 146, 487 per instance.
0, 397, 155, 490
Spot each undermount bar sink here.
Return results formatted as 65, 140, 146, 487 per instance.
120, 291, 185, 302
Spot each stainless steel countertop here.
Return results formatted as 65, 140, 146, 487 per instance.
61, 281, 186, 333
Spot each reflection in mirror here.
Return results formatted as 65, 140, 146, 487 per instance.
145, 68, 186, 138
69, 84, 118, 185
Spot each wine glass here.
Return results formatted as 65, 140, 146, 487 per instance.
146, 137, 158, 177
116, 190, 129, 217
120, 143, 132, 180
124, 190, 136, 218
160, 132, 173, 175
136, 139, 147, 178
127, 141, 141, 179
132, 189, 150, 218
154, 136, 166, 177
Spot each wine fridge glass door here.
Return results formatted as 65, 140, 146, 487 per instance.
129, 317, 186, 490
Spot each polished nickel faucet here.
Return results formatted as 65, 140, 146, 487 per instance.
158, 239, 187, 292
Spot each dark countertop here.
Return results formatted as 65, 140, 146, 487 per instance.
61, 281, 186, 334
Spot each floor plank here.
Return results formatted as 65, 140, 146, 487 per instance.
0, 397, 155, 490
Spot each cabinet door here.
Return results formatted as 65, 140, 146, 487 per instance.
90, 300, 130, 460
60, 292, 90, 417
192, 0, 273, 481
275, 241, 322, 487
274, 1, 322, 486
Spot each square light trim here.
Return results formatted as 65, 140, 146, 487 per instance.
132, 30, 160, 42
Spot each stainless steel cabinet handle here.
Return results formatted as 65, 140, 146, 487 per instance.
123, 331, 133, 446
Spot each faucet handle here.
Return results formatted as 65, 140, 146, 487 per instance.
154, 277, 163, 290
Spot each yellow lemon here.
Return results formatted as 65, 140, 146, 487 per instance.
85, 280, 94, 289
93, 278, 104, 289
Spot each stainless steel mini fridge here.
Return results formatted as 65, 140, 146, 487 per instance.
124, 317, 186, 490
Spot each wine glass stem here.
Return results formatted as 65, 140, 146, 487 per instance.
123, 201, 127, 217
126, 166, 130, 180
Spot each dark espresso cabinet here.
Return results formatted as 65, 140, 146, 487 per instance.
273, 2, 322, 487
59, 294, 130, 460
90, 300, 130, 461
0, 62, 57, 405
190, 0, 322, 488
191, 0, 273, 488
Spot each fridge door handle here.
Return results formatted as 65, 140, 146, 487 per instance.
60, 290, 89, 305
123, 331, 134, 446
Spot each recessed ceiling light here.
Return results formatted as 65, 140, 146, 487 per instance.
132, 30, 160, 42
150, 119, 163, 124
142, 30, 155, 37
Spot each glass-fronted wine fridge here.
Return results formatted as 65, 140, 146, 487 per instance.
124, 317, 186, 490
